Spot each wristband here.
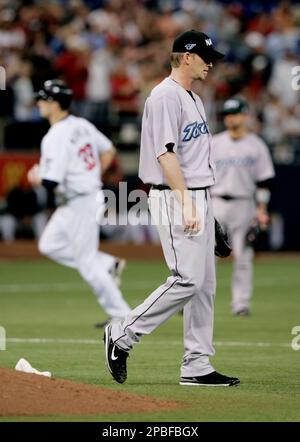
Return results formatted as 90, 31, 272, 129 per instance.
256, 188, 270, 204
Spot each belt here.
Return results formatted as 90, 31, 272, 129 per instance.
151, 184, 209, 191
214, 194, 252, 201
57, 192, 93, 205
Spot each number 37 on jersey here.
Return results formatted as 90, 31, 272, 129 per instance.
78, 143, 96, 171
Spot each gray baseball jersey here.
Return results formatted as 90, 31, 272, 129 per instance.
139, 77, 215, 188
112, 75, 218, 377
211, 130, 275, 314
39, 115, 112, 198
211, 131, 275, 198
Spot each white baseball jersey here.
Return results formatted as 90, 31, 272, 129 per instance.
39, 115, 112, 198
211, 131, 275, 198
139, 77, 215, 188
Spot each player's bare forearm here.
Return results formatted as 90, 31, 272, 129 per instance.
158, 152, 189, 200
100, 146, 116, 174
158, 152, 200, 232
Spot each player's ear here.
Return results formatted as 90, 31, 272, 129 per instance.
183, 52, 191, 65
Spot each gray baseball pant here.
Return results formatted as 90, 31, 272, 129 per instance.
111, 188, 216, 377
212, 197, 255, 313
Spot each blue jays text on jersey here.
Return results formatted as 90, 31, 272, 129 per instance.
182, 120, 209, 142
215, 156, 257, 168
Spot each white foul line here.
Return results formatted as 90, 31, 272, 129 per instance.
0, 275, 297, 294
0, 281, 158, 293
0, 283, 86, 293
6, 338, 290, 348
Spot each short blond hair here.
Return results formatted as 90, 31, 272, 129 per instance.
170, 53, 185, 68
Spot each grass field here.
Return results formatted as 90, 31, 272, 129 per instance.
0, 256, 300, 422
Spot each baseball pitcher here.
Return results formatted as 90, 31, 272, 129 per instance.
104, 30, 240, 387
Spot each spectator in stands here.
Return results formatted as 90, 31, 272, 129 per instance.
11, 57, 35, 122
0, 186, 47, 242
54, 35, 90, 116
1, 0, 300, 247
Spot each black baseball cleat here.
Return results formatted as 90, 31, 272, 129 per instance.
233, 308, 250, 317
180, 371, 240, 387
104, 324, 129, 384
95, 318, 111, 328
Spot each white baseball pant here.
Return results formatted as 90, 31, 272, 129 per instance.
38, 191, 131, 318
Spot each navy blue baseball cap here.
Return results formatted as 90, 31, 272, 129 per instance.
172, 30, 224, 64
222, 98, 249, 115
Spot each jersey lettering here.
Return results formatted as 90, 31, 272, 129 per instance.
182, 121, 209, 142
215, 156, 257, 168
70, 127, 90, 144
78, 143, 96, 170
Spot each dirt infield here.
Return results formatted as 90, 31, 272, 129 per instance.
0, 241, 164, 261
0, 368, 183, 417
1, 240, 299, 261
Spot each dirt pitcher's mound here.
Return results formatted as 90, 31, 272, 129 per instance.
0, 368, 183, 416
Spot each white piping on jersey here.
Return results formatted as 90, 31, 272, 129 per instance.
169, 78, 215, 181
187, 90, 215, 182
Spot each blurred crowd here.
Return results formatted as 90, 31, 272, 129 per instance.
0, 0, 299, 144
0, 0, 299, 244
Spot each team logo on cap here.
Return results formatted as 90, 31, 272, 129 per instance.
224, 99, 239, 109
185, 43, 196, 50
205, 38, 213, 46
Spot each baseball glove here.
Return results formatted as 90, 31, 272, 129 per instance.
215, 218, 232, 258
